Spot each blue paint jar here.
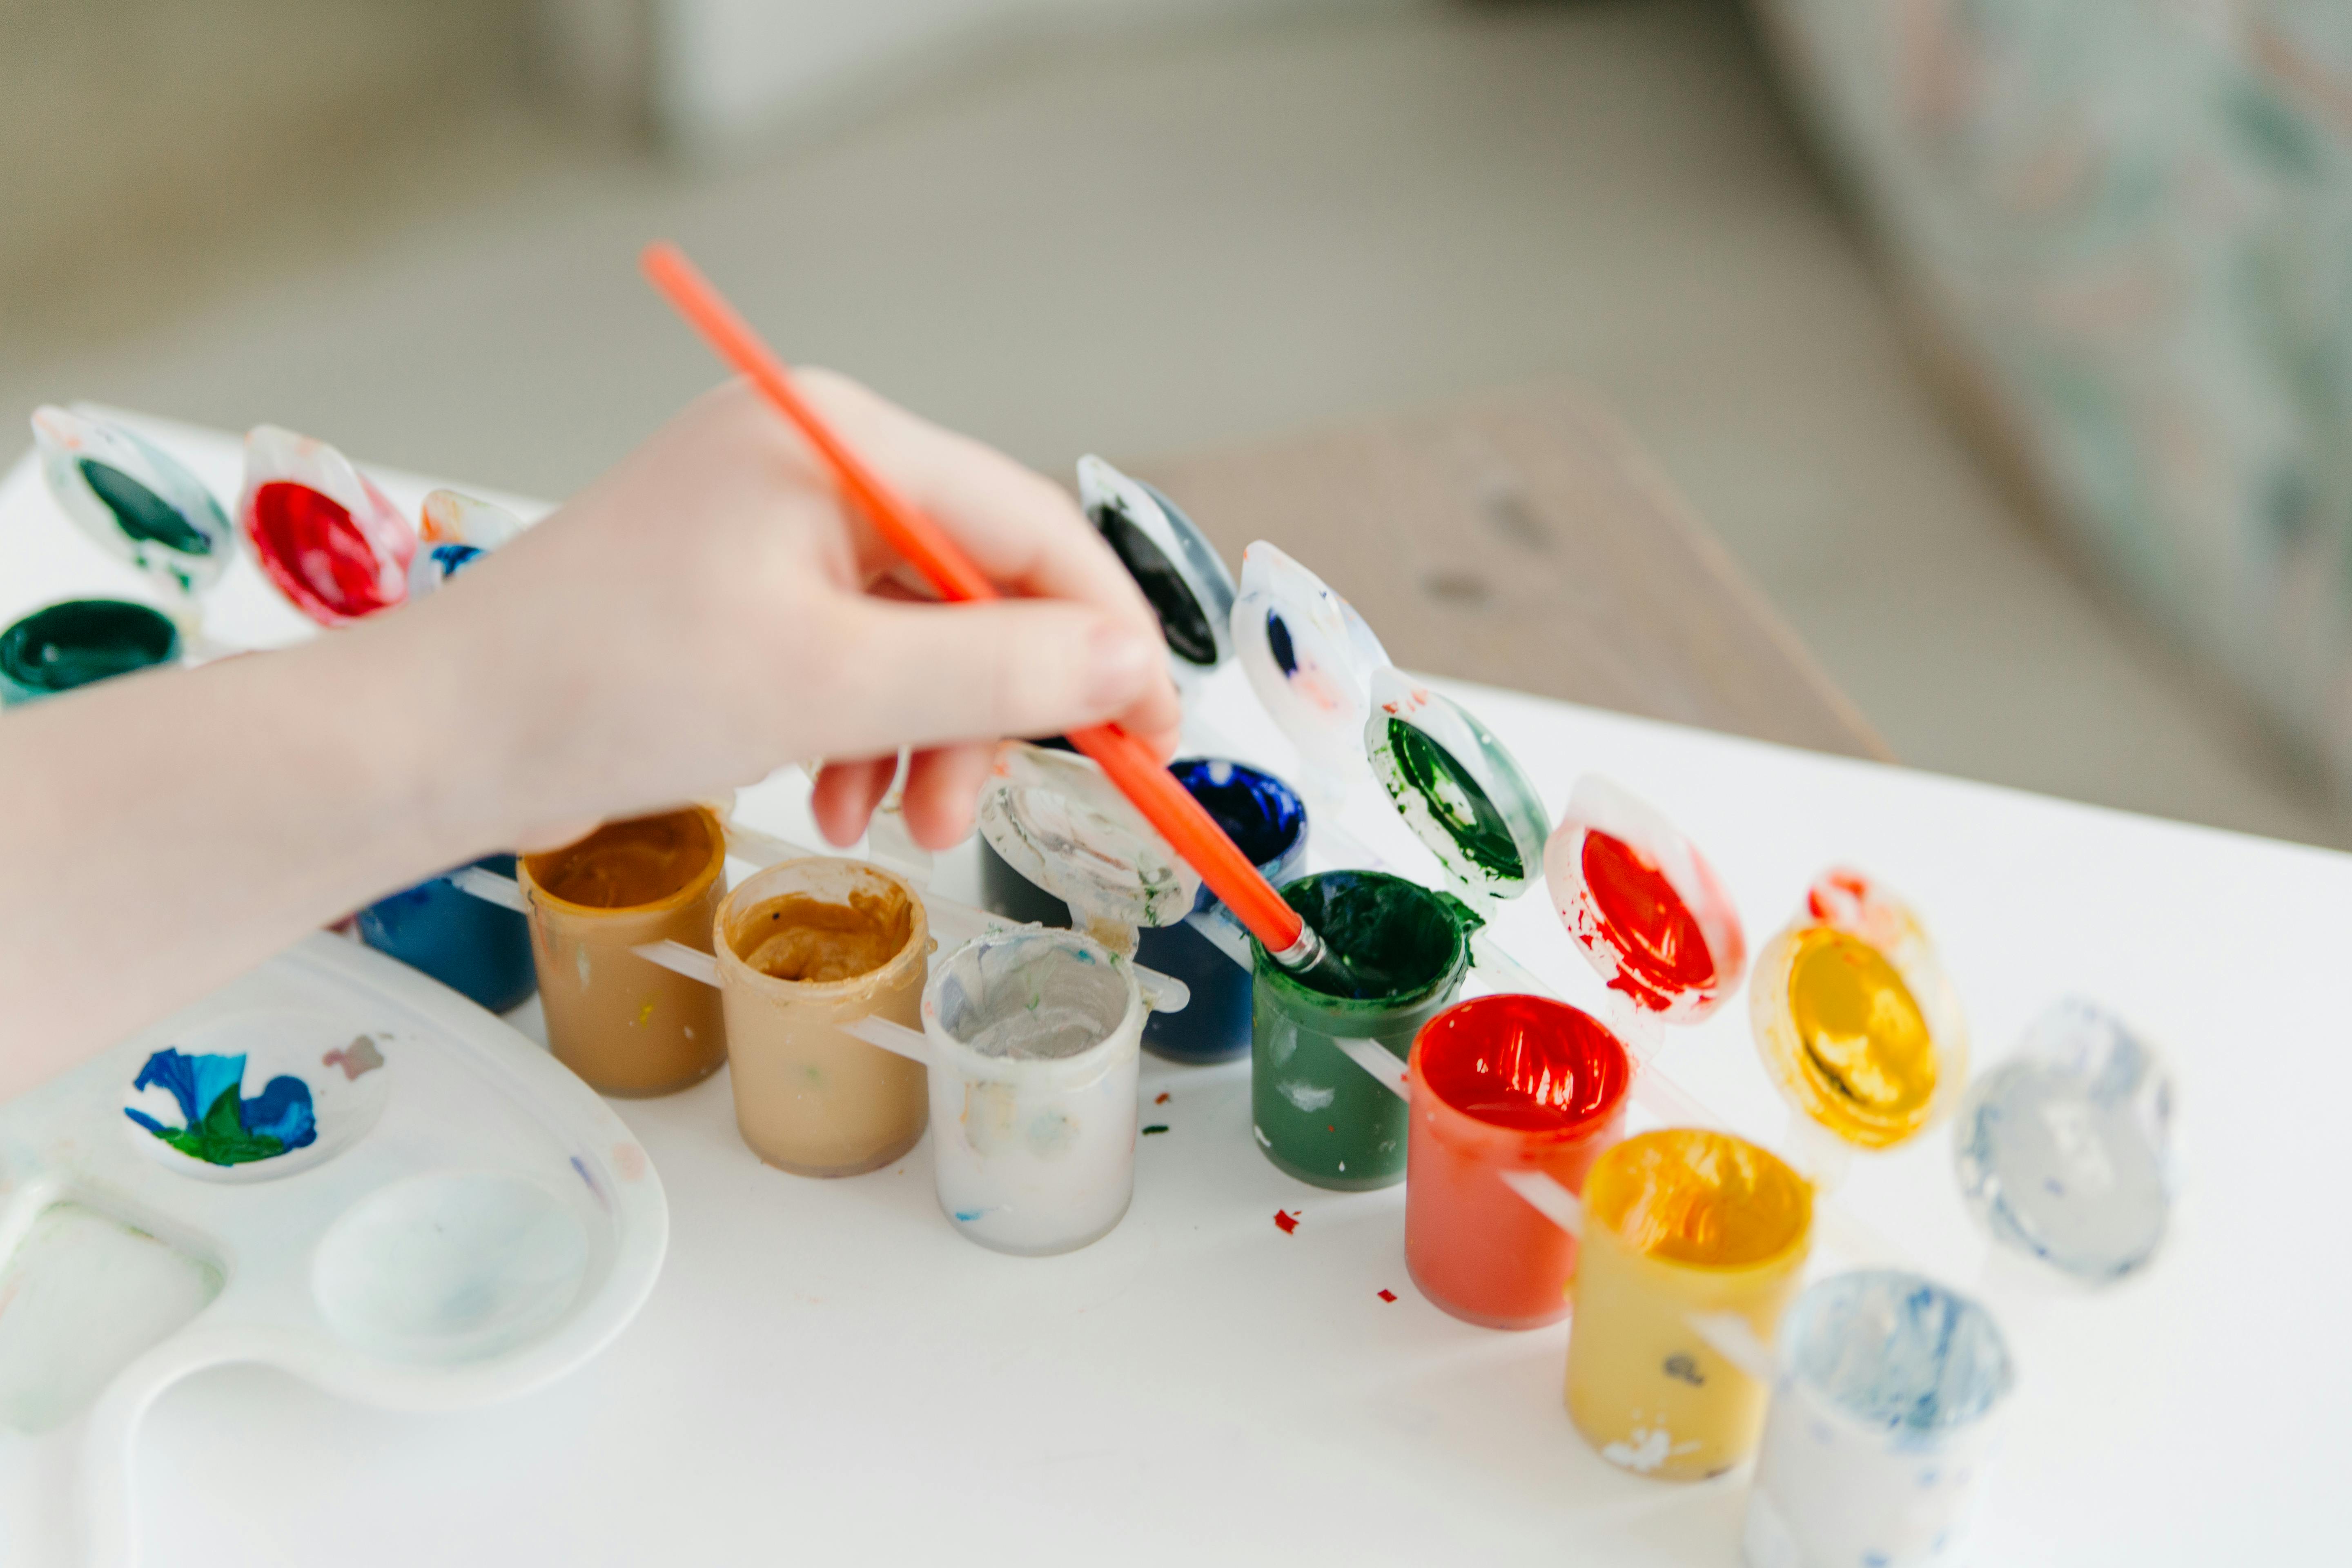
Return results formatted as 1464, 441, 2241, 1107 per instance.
358, 853, 537, 1013
1135, 758, 1307, 1063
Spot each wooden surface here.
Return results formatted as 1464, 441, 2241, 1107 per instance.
1134, 383, 1889, 761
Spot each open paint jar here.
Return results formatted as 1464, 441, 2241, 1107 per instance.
1251, 870, 1477, 1190
521, 806, 730, 1096
1405, 994, 1630, 1329
237, 424, 415, 626
923, 928, 1145, 1255
357, 854, 537, 1013
714, 856, 931, 1177
0, 598, 183, 706
1745, 1271, 2016, 1568
33, 406, 234, 597
1566, 1128, 1813, 1480
1752, 869, 1966, 1158
1133, 758, 1307, 1063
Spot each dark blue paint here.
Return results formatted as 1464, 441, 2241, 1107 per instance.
1266, 610, 1298, 676
358, 853, 537, 1013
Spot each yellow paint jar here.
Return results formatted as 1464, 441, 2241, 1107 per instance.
521, 806, 730, 1097
1565, 1128, 1813, 1480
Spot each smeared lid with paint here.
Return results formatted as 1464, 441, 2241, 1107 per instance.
1364, 666, 1549, 902
0, 598, 182, 704
977, 741, 1202, 950
1955, 998, 2174, 1287
1751, 869, 1967, 1152
408, 488, 526, 600
1544, 775, 1745, 1022
1079, 456, 1235, 673
1231, 541, 1392, 788
33, 406, 234, 596
238, 424, 415, 626
1783, 1270, 2014, 1437
926, 928, 1140, 1078
125, 1049, 317, 1167
1416, 993, 1628, 1136
524, 807, 724, 912
1586, 1128, 1812, 1269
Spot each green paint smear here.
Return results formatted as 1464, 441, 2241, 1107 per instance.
0, 599, 180, 699
153, 1089, 288, 1167
1380, 717, 1523, 882
80, 459, 215, 555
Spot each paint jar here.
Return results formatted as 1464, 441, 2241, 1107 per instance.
1405, 994, 1631, 1329
976, 741, 1201, 955
0, 599, 181, 706
1744, 1271, 2017, 1568
1566, 1128, 1813, 1480
978, 835, 1075, 929
924, 928, 1145, 1255
1133, 759, 1307, 1064
357, 854, 537, 1013
714, 856, 930, 1177
1251, 871, 1477, 1191
521, 806, 729, 1097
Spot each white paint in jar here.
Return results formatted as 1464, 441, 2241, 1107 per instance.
923, 929, 1144, 1256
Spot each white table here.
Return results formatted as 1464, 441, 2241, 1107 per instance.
5, 417, 2344, 1565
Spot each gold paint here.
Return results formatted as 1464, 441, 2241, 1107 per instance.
1782, 927, 1937, 1147
526, 809, 717, 911
738, 889, 913, 984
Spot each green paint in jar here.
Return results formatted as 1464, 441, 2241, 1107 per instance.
1250, 870, 1479, 1190
0, 598, 182, 706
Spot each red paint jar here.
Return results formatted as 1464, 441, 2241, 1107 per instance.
1405, 993, 1631, 1330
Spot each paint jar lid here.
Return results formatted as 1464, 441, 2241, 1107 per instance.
32, 405, 234, 599
1749, 869, 1968, 1152
1543, 775, 1746, 1022
1080, 457, 1236, 676
238, 425, 416, 627
1231, 541, 1392, 789
976, 742, 1204, 942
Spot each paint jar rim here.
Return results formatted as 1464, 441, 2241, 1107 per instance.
712, 855, 931, 1005
1584, 1128, 1814, 1278
0, 596, 184, 696
1250, 869, 1476, 1017
923, 928, 1144, 1089
519, 804, 728, 920
1168, 756, 1309, 872
1408, 993, 1631, 1154
1780, 1269, 2017, 1440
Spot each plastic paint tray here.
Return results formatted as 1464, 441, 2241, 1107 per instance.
0, 933, 667, 1566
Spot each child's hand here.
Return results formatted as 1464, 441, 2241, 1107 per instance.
403, 374, 1180, 853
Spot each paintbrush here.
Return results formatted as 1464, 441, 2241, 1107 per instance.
638, 242, 1363, 994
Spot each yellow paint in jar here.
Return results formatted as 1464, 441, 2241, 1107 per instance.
1565, 1129, 1812, 1481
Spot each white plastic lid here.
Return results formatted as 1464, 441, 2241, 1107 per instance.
1542, 774, 1746, 1021
1079, 457, 1236, 673
1230, 541, 1392, 788
1362, 666, 1552, 903
32, 405, 234, 598
975, 742, 1203, 939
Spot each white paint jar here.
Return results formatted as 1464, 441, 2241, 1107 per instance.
922, 929, 1144, 1256
1744, 1270, 2017, 1568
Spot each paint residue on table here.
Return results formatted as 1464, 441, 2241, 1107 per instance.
1274, 1209, 1300, 1234
125, 1049, 317, 1167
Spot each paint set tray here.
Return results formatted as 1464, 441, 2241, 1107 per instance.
0, 934, 667, 1566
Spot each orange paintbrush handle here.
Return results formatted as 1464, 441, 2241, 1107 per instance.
639, 242, 1307, 955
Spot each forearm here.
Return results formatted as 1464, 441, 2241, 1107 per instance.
0, 611, 503, 1099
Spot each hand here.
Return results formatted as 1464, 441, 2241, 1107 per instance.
397, 373, 1180, 854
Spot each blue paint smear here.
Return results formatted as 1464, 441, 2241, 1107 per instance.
428, 541, 485, 579
1784, 1271, 2013, 1442
953, 1209, 986, 1223
126, 1049, 317, 1166
1265, 609, 1298, 676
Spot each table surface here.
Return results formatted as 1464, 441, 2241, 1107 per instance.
4, 415, 2344, 1567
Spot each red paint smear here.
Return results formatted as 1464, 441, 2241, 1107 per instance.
1582, 831, 1715, 1001
1154, 1091, 1171, 1105
1274, 1209, 1299, 1235
1377, 1289, 1397, 1303
1417, 993, 1629, 1133
247, 481, 400, 623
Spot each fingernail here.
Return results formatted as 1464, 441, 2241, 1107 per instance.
1084, 621, 1158, 708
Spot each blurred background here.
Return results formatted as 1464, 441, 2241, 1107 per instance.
6, 0, 2351, 849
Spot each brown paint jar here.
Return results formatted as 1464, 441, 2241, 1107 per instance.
713, 856, 931, 1176
521, 805, 729, 1096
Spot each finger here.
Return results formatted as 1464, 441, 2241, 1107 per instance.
809, 755, 897, 846
898, 744, 996, 849
819, 597, 1167, 758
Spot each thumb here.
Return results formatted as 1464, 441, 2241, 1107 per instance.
821, 597, 1166, 755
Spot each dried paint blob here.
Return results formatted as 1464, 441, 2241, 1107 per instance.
1416, 992, 1628, 1135
1364, 668, 1549, 898
124, 1049, 316, 1167
1752, 870, 1965, 1152
1544, 775, 1746, 1023
32, 406, 233, 595
0, 598, 181, 705
1587, 1129, 1813, 1268
238, 425, 414, 625
1079, 457, 1232, 669
525, 809, 722, 911
1954, 999, 2175, 1286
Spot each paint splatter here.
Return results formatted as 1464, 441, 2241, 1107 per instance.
125, 1050, 316, 1166
1143, 1124, 1170, 1135
1581, 830, 1717, 999
1154, 1091, 1171, 1105
321, 1036, 385, 1080
1377, 1288, 1397, 1303
1274, 1209, 1300, 1234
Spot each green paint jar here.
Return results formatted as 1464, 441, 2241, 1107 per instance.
1250, 870, 1479, 1190
0, 598, 183, 706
